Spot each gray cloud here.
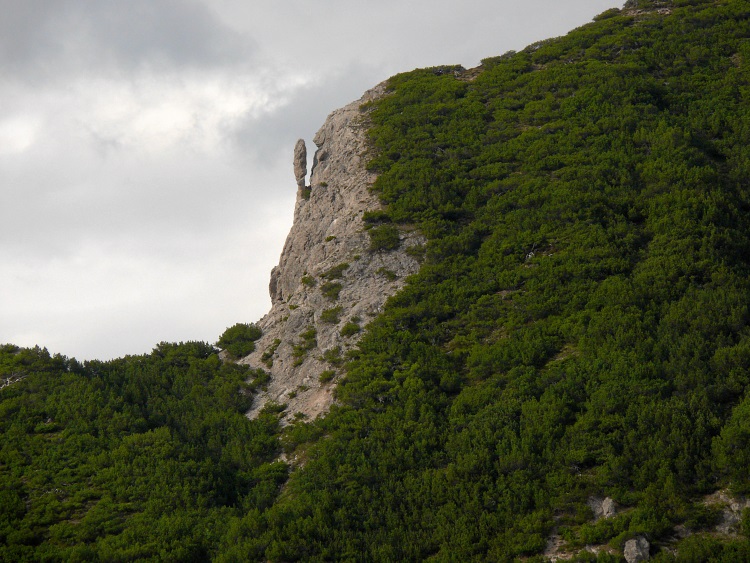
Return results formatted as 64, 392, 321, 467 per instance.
0, 0, 255, 81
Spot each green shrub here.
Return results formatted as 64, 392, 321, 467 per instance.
368, 225, 400, 251
292, 326, 317, 366
247, 368, 272, 392
481, 50, 516, 69
320, 306, 343, 324
261, 401, 287, 415
301, 274, 316, 287
217, 323, 262, 358
321, 282, 343, 301
322, 263, 350, 280
321, 346, 343, 367
319, 370, 335, 383
377, 267, 398, 281
405, 244, 425, 260
683, 503, 722, 532
261, 338, 282, 367
340, 322, 361, 337
363, 210, 392, 224
300, 326, 317, 340
593, 7, 621, 20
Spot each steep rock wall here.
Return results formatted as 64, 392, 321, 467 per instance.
242, 83, 424, 422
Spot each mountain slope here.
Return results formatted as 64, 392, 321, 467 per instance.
3, 0, 750, 561
220, 0, 750, 560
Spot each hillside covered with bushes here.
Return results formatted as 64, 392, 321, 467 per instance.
4, 0, 750, 560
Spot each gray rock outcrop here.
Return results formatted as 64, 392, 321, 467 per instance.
624, 536, 650, 562
704, 490, 750, 535
242, 82, 425, 423
588, 496, 617, 521
293, 139, 307, 189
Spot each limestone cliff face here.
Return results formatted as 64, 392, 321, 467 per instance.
242, 83, 424, 422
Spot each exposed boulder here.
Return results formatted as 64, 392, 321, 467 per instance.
624, 536, 650, 562
602, 497, 617, 519
587, 496, 617, 520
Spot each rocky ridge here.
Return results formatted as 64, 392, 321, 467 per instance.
241, 83, 424, 422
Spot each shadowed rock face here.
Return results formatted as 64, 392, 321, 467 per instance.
242, 82, 425, 423
293, 139, 307, 190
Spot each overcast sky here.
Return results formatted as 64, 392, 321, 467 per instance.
1, 0, 618, 361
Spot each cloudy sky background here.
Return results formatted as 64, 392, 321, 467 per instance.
1, 0, 618, 361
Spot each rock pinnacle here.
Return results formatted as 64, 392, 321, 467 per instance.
294, 139, 307, 189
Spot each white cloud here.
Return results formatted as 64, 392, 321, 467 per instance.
74, 70, 313, 154
0, 115, 41, 155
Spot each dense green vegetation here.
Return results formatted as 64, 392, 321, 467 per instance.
4, 0, 750, 560
217, 322, 263, 358
368, 224, 401, 251
0, 343, 283, 561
